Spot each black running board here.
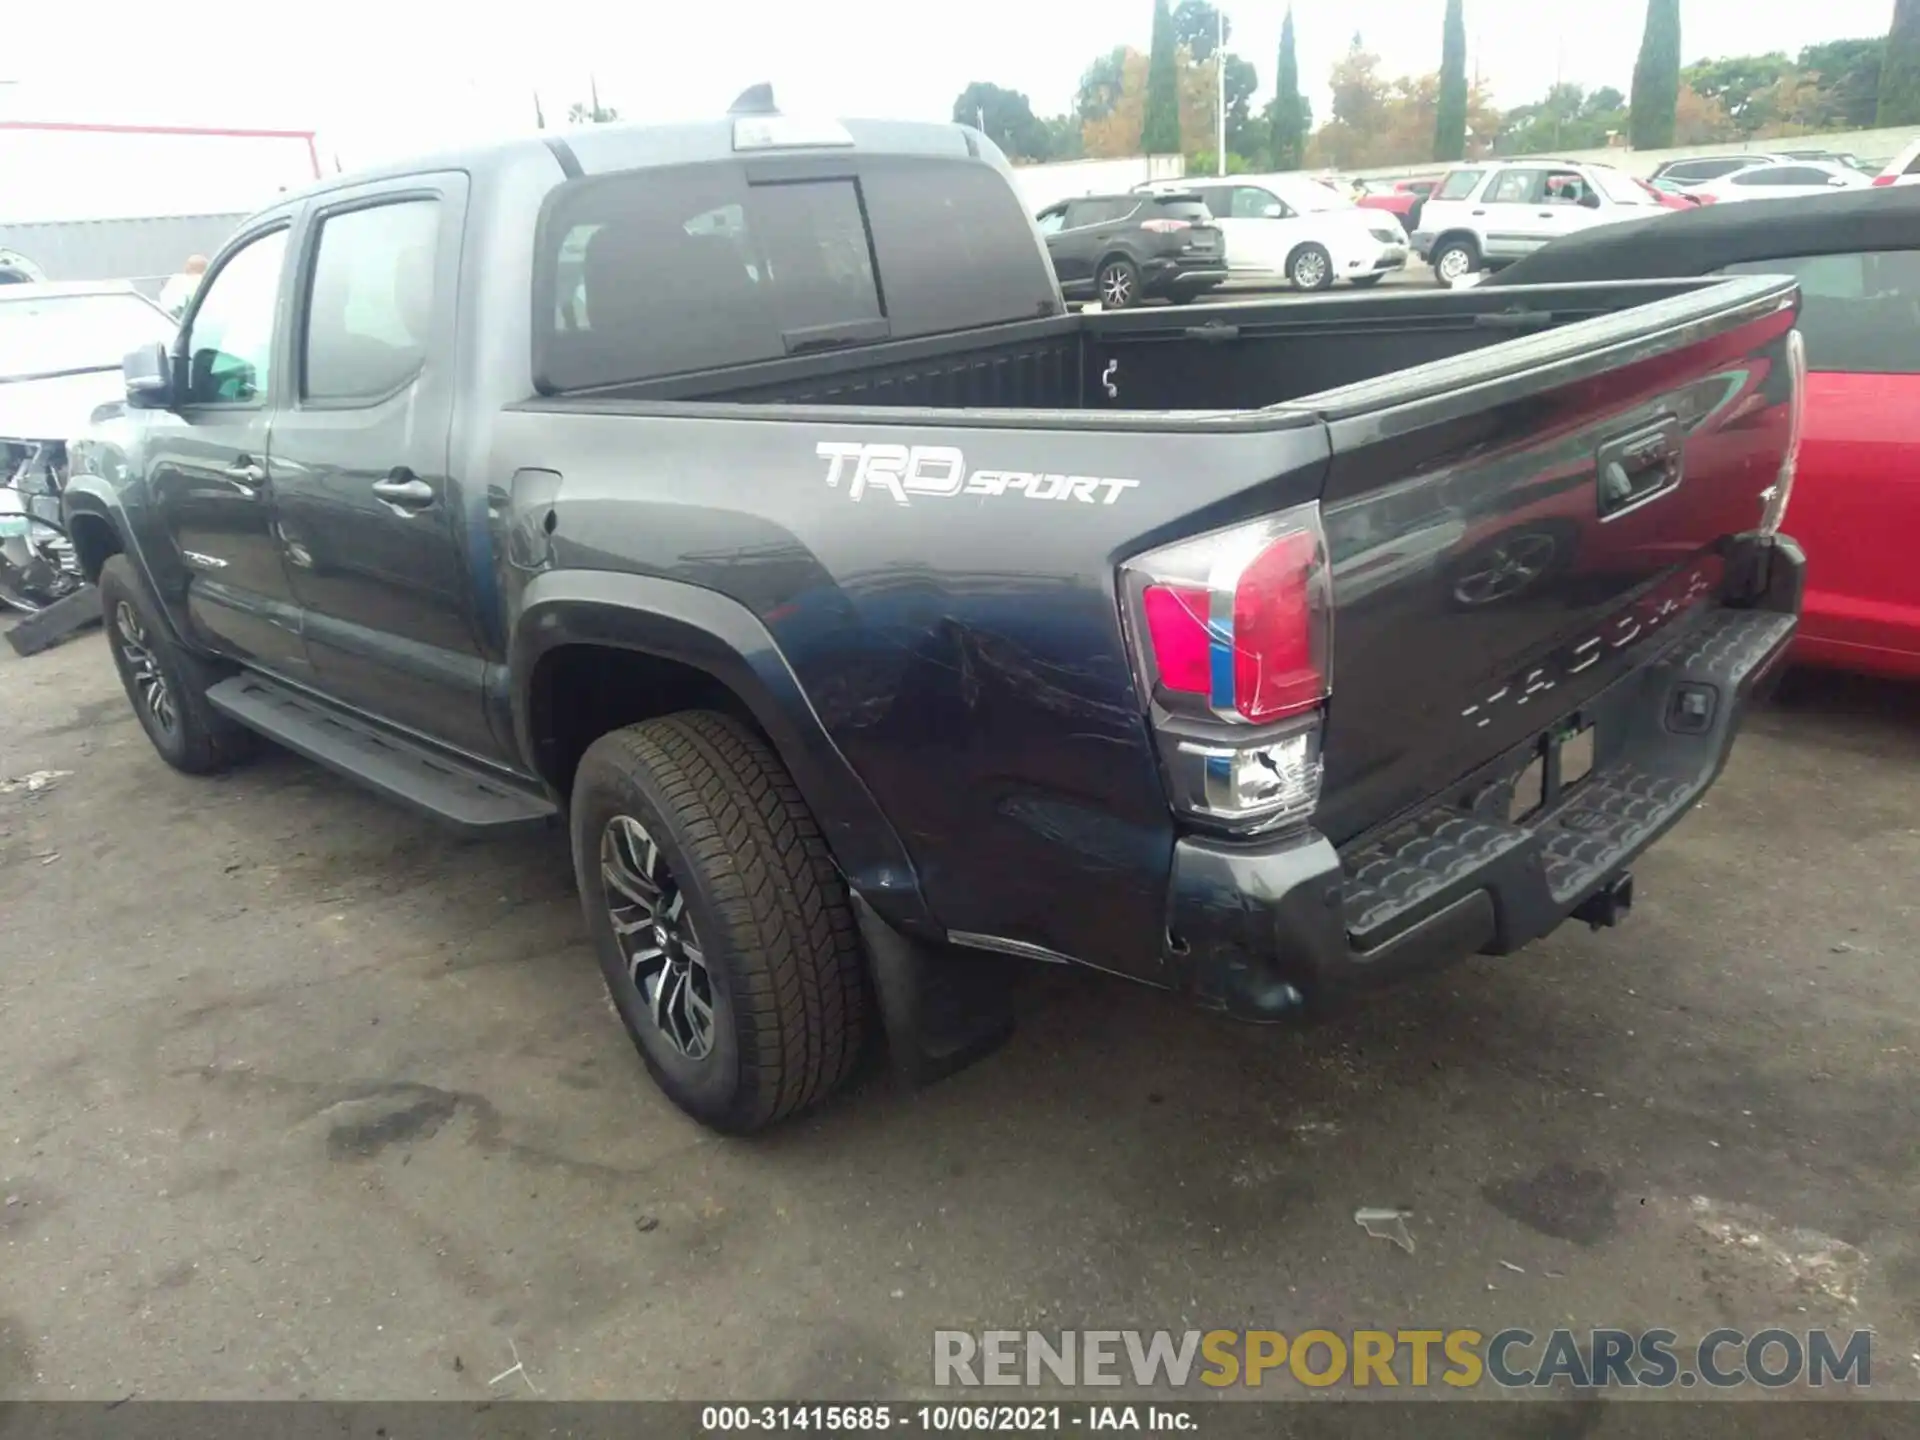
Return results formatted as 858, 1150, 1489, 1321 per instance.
206, 674, 557, 834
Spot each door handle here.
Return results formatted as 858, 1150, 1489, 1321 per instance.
1471, 208, 1486, 216
223, 458, 267, 488
371, 474, 437, 510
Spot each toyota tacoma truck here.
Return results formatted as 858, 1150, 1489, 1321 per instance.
65, 93, 1808, 1133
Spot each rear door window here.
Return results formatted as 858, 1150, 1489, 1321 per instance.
1723, 249, 1920, 373
1486, 170, 1543, 205
1435, 169, 1484, 201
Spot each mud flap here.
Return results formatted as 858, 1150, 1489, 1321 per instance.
852, 894, 1016, 1086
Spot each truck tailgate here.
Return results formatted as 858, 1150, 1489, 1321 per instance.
1302, 274, 1800, 846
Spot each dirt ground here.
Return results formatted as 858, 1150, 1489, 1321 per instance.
2, 630, 1917, 1409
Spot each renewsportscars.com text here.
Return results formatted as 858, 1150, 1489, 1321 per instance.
933, 1328, 1874, 1391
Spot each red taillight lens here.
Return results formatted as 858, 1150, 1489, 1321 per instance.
1122, 504, 1331, 724
1232, 530, 1321, 722
1139, 218, 1192, 233
1872, 174, 1896, 187
1141, 583, 1214, 695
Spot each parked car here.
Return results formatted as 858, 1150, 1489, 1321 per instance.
1873, 136, 1920, 188
1778, 149, 1876, 173
1643, 177, 1712, 208
67, 96, 1806, 1133
1413, 159, 1666, 285
1137, 174, 1408, 289
1647, 153, 1794, 189
1487, 184, 1920, 681
1033, 191, 1227, 308
1356, 176, 1439, 232
1697, 160, 1872, 203
0, 281, 176, 611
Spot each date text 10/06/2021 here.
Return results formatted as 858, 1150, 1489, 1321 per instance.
701, 1407, 1193, 1432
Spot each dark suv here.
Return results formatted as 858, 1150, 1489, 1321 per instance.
1034, 191, 1226, 307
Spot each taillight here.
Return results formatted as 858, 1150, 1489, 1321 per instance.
1872, 173, 1897, 186
1122, 504, 1331, 833
1139, 218, 1192, 233
1761, 328, 1805, 536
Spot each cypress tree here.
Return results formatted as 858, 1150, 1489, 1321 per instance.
1629, 0, 1681, 149
1271, 8, 1307, 169
1143, 0, 1184, 155
1434, 0, 1469, 161
1879, 0, 1920, 126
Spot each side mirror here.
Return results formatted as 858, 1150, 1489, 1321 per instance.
123, 342, 174, 408
1578, 191, 1602, 209
1262, 203, 1284, 219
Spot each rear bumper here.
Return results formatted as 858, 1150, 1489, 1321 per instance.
1143, 257, 1228, 294
1165, 535, 1805, 1022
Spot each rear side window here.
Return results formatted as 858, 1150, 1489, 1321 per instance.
1724, 249, 1920, 373
1435, 169, 1483, 200
303, 198, 441, 403
536, 157, 1052, 391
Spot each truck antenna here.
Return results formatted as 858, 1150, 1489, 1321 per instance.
728, 84, 779, 117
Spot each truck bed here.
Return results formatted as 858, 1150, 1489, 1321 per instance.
547, 279, 1739, 415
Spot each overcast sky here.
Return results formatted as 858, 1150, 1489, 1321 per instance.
2, 0, 1901, 169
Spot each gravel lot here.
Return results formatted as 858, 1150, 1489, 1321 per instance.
2, 630, 1918, 1407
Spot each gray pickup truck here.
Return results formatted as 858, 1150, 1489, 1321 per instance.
64, 95, 1806, 1132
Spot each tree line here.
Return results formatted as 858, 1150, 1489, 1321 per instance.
953, 0, 1920, 173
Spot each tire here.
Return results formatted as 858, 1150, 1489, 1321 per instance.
570, 711, 868, 1134
97, 555, 258, 775
1431, 236, 1480, 287
1096, 256, 1141, 309
1348, 273, 1386, 288
1288, 243, 1335, 291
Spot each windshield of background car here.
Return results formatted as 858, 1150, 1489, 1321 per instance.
1273, 178, 1347, 212
0, 293, 175, 381
1591, 169, 1661, 205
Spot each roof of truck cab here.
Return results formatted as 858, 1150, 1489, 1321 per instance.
268, 117, 991, 209
1486, 185, 1920, 286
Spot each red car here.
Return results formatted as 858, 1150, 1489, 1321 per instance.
1355, 176, 1439, 230
1484, 186, 1920, 682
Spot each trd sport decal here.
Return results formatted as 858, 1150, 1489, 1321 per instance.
815, 442, 1140, 506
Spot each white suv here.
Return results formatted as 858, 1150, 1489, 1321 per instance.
1412, 160, 1666, 286
1136, 175, 1409, 290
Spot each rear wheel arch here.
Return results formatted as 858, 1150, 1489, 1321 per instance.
511, 573, 935, 936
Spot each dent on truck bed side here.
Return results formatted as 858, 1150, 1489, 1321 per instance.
508, 567, 937, 937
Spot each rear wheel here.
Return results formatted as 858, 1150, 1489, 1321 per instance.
570, 711, 868, 1134
1431, 237, 1480, 287
1288, 243, 1335, 291
1096, 256, 1141, 309
97, 555, 257, 775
